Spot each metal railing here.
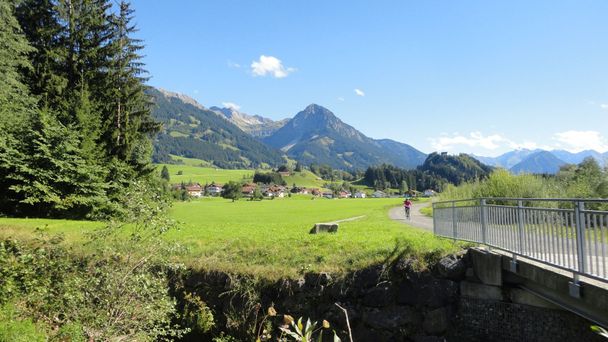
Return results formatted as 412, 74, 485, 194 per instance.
433, 198, 608, 283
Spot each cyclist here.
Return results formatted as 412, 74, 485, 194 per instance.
404, 198, 412, 219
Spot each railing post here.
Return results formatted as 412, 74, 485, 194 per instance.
480, 199, 487, 244
574, 201, 586, 275
569, 201, 585, 298
432, 202, 437, 234
517, 200, 525, 254
452, 201, 457, 239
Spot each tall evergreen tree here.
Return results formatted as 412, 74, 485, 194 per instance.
14, 0, 66, 110
103, 0, 159, 171
0, 0, 36, 212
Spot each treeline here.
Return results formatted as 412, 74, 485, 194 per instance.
253, 172, 287, 185
0, 0, 158, 218
362, 153, 493, 191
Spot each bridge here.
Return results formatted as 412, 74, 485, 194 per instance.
432, 198, 608, 327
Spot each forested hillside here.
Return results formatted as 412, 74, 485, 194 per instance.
362, 152, 493, 191
0, 0, 159, 218
149, 88, 285, 169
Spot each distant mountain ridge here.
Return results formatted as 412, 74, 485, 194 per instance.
149, 89, 427, 170
510, 151, 566, 174
209, 106, 288, 138
262, 104, 426, 170
475, 149, 608, 174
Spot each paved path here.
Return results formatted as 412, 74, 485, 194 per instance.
388, 202, 433, 231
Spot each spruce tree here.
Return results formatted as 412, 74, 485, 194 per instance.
103, 0, 159, 170
160, 165, 170, 182
0, 0, 36, 212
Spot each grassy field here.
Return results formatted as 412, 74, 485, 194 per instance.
156, 164, 254, 185
0, 197, 459, 279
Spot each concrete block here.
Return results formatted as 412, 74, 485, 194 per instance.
470, 248, 502, 286
460, 281, 503, 301
509, 288, 560, 310
309, 223, 338, 234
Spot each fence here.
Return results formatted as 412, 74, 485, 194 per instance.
433, 198, 608, 283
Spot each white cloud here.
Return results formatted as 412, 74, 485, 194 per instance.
429, 132, 509, 151
227, 60, 241, 68
354, 88, 365, 97
250, 55, 295, 78
337, 97, 345, 102
222, 102, 241, 111
553, 130, 608, 153
600, 104, 608, 110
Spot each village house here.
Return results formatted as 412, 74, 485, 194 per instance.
423, 189, 437, 197
371, 190, 386, 198
338, 190, 351, 198
311, 189, 321, 196
322, 192, 334, 199
278, 171, 291, 177
241, 183, 256, 197
264, 185, 286, 198
206, 183, 223, 196
185, 184, 203, 198
353, 191, 366, 198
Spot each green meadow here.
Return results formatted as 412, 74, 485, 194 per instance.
156, 156, 347, 190
0, 197, 457, 279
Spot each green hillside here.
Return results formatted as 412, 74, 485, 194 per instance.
282, 169, 327, 188
149, 88, 285, 169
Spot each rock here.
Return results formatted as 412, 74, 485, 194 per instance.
397, 274, 458, 308
310, 223, 338, 234
437, 255, 466, 280
423, 307, 451, 335
393, 257, 417, 275
362, 283, 394, 307
460, 281, 503, 301
353, 323, 394, 342
362, 306, 422, 330
354, 265, 385, 290
304, 272, 332, 287
412, 336, 447, 342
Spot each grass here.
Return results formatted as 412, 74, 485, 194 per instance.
156, 163, 254, 185
163, 197, 458, 278
0, 303, 47, 342
420, 205, 433, 217
0, 197, 460, 279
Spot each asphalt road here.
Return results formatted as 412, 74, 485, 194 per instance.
388, 202, 433, 231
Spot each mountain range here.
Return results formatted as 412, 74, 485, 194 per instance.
149, 88, 426, 170
149, 87, 607, 174
476, 149, 608, 174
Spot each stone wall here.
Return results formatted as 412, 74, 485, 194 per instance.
179, 249, 604, 341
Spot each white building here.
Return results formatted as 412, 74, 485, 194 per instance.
354, 191, 366, 198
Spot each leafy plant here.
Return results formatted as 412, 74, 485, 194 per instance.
278, 316, 340, 342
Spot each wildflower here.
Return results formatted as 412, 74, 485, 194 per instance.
322, 320, 330, 329
283, 314, 294, 325
267, 306, 277, 316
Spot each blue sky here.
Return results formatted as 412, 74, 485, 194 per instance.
131, 0, 608, 157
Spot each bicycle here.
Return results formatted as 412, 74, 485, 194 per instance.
404, 206, 411, 220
